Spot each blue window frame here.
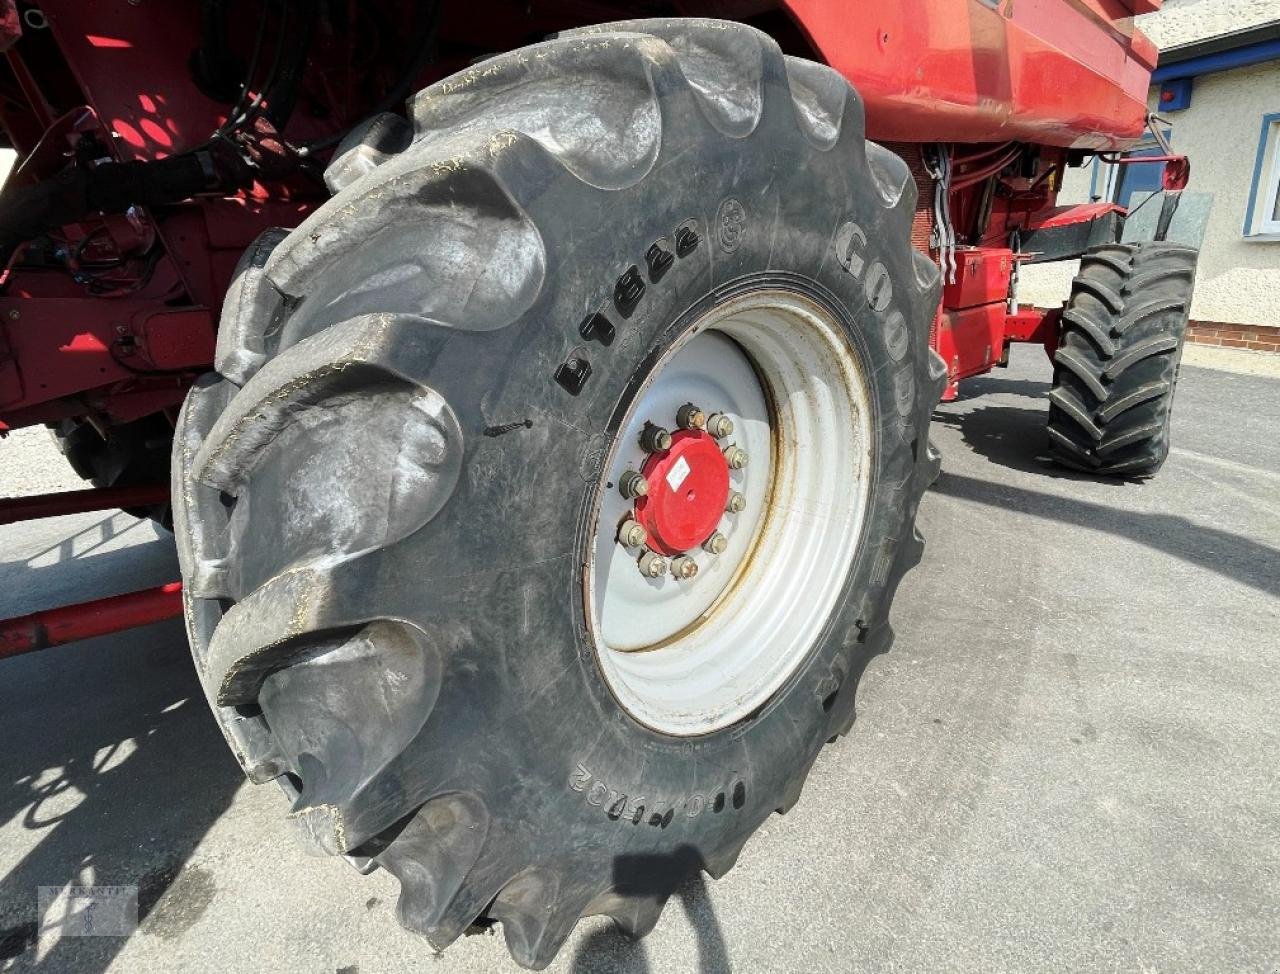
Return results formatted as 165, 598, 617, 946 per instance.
1243, 113, 1280, 238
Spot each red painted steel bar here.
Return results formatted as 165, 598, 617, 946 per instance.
0, 484, 169, 526
0, 582, 184, 659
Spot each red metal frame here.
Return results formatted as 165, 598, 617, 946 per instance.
1109, 153, 1191, 190
0, 483, 169, 525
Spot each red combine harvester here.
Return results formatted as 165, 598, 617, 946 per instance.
0, 1, 1194, 966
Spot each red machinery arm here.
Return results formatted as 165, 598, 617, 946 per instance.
0, 581, 183, 658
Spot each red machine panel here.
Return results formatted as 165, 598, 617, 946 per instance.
943, 248, 1015, 310
783, 0, 1158, 149
935, 304, 1008, 393
0, 296, 209, 426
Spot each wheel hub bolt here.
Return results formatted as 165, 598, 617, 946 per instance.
619, 470, 649, 499
618, 519, 648, 548
707, 413, 734, 439
671, 555, 699, 580
702, 531, 728, 555
726, 491, 746, 514
723, 445, 748, 470
676, 403, 707, 431
639, 423, 673, 453
638, 550, 669, 578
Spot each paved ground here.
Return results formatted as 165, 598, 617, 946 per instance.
1, 345, 1277, 974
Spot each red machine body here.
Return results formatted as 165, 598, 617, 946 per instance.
0, 0, 1163, 428
789, 0, 1158, 148
0, 0, 1169, 643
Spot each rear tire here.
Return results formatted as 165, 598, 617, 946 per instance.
174, 19, 944, 968
53, 414, 173, 525
1047, 241, 1198, 476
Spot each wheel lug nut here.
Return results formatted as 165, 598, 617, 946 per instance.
671, 555, 698, 580
726, 491, 746, 514
676, 403, 707, 431
619, 470, 649, 499
707, 413, 734, 439
638, 550, 669, 578
639, 423, 673, 453
619, 519, 647, 548
723, 445, 748, 470
702, 531, 728, 555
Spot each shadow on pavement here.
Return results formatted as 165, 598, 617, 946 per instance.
10, 515, 150, 573
0, 516, 244, 971
0, 513, 168, 623
933, 394, 1153, 485
931, 370, 1076, 480
933, 470, 1280, 598
931, 403, 1056, 477
951, 372, 1051, 401
568, 849, 730, 974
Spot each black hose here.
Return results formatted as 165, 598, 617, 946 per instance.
231, 0, 292, 132
369, 0, 441, 119
0, 147, 251, 269
213, 0, 272, 138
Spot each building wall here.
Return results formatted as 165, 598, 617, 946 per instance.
1137, 0, 1280, 49
1150, 61, 1280, 326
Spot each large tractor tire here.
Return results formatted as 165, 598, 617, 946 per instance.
173, 19, 943, 968
1047, 241, 1198, 476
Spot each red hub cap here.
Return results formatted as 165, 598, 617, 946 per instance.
634, 429, 730, 556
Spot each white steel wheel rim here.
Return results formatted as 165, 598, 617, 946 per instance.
586, 289, 876, 736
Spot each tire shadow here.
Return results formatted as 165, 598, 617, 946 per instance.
929, 369, 1068, 480
568, 849, 731, 974
932, 470, 1280, 598
950, 373, 1051, 401
931, 403, 1087, 480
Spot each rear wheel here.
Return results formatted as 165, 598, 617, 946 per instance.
53, 413, 172, 524
1048, 241, 1198, 476
174, 19, 943, 968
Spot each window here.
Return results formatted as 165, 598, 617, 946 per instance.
1088, 131, 1172, 209
1244, 113, 1280, 238
1112, 144, 1169, 208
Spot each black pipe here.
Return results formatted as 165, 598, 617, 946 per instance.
0, 146, 252, 269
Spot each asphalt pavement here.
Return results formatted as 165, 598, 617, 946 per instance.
1, 343, 1277, 973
